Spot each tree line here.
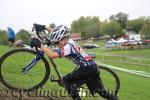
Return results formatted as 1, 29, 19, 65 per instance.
0, 12, 150, 45
71, 12, 150, 39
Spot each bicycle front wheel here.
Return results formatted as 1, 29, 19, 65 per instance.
0, 48, 50, 91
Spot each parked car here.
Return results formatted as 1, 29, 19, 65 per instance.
82, 44, 99, 49
143, 40, 150, 47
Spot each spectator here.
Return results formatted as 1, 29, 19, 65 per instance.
14, 39, 24, 48
7, 27, 15, 47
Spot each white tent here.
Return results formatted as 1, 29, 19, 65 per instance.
129, 34, 141, 41
107, 38, 117, 43
117, 37, 127, 43
107, 38, 127, 44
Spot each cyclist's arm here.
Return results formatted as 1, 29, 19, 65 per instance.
41, 44, 59, 58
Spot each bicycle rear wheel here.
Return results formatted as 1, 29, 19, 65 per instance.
80, 65, 120, 98
99, 65, 120, 95
0, 48, 50, 91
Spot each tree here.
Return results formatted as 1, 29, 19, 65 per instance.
101, 20, 123, 38
0, 30, 9, 45
140, 17, 150, 39
126, 18, 144, 33
71, 16, 101, 39
71, 16, 87, 33
109, 15, 115, 21
109, 12, 128, 29
16, 29, 31, 45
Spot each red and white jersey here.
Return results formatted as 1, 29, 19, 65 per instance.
56, 39, 93, 66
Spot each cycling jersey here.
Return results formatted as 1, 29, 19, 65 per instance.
56, 39, 95, 67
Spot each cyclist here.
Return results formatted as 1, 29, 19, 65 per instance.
7, 27, 16, 47
31, 24, 118, 100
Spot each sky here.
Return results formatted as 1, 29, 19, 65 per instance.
0, 0, 150, 32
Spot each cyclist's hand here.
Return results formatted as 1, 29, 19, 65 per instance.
43, 38, 51, 46
33, 23, 46, 32
30, 38, 41, 48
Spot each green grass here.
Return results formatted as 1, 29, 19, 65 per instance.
0, 43, 150, 100
117, 71, 150, 100
86, 47, 150, 73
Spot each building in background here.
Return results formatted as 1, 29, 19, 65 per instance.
70, 33, 81, 41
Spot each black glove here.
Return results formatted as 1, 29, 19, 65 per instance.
30, 38, 41, 48
33, 23, 46, 32
43, 38, 51, 46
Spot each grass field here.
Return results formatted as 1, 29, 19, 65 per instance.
0, 42, 150, 100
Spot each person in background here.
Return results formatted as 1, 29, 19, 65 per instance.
14, 39, 24, 48
7, 27, 15, 47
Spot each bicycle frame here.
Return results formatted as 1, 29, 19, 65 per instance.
21, 47, 63, 82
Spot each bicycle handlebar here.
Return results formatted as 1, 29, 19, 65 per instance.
32, 23, 46, 40
32, 23, 51, 46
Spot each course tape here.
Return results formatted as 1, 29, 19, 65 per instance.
97, 62, 150, 78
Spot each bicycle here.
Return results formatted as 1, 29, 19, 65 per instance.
0, 25, 120, 97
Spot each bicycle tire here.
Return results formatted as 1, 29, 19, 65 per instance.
99, 65, 120, 95
0, 48, 50, 91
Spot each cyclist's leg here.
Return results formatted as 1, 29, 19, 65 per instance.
8, 38, 15, 47
86, 75, 108, 98
87, 75, 118, 100
62, 67, 95, 100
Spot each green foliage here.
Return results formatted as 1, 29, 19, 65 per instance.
16, 29, 31, 45
71, 13, 128, 39
0, 30, 9, 45
140, 17, 150, 39
109, 12, 128, 29
126, 18, 144, 33
70, 13, 150, 39
71, 16, 101, 39
101, 20, 123, 38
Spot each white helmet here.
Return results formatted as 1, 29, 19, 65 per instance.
49, 25, 70, 43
